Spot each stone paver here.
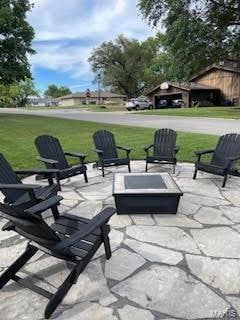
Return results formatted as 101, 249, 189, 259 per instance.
219, 205, 240, 223
131, 214, 155, 226
118, 305, 154, 320
183, 192, 230, 207
126, 225, 201, 254
177, 177, 224, 199
124, 239, 183, 265
177, 196, 201, 215
222, 190, 240, 206
226, 296, 240, 316
154, 214, 203, 228
194, 207, 233, 225
0, 161, 240, 320
187, 254, 240, 294
57, 302, 114, 320
112, 265, 230, 319
191, 227, 240, 258
105, 248, 146, 281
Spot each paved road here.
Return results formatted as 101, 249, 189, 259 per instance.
1, 108, 240, 135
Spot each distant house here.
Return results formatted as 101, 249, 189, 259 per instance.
58, 91, 126, 106
27, 96, 58, 107
190, 60, 240, 106
147, 60, 240, 108
146, 82, 220, 108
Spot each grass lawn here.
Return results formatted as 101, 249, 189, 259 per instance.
135, 106, 240, 119
0, 114, 219, 169
25, 104, 126, 112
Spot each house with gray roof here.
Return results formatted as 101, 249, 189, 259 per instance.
58, 91, 126, 106
27, 96, 58, 107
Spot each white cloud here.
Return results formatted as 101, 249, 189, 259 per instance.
29, 0, 152, 42
28, 0, 156, 85
30, 42, 92, 79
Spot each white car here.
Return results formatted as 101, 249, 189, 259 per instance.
125, 98, 153, 111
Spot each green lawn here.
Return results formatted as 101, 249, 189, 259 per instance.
135, 106, 240, 119
24, 104, 126, 112
0, 114, 219, 169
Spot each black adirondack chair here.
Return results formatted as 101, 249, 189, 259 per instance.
0, 196, 116, 319
0, 153, 61, 219
144, 129, 179, 173
35, 135, 88, 188
193, 133, 240, 187
93, 130, 132, 177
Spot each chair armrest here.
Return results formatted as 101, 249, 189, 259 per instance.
226, 155, 240, 161
15, 168, 60, 176
64, 152, 87, 165
195, 149, 215, 156
2, 221, 15, 231
34, 184, 59, 201
116, 146, 132, 152
0, 183, 41, 191
55, 206, 116, 250
0, 183, 41, 201
64, 152, 87, 159
92, 148, 103, 155
37, 156, 58, 166
144, 144, 154, 152
175, 145, 180, 154
25, 195, 63, 215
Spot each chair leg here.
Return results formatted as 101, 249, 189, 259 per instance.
173, 164, 176, 174
128, 162, 131, 173
101, 165, 105, 177
0, 244, 38, 289
101, 225, 111, 260
145, 162, 148, 172
193, 168, 198, 179
83, 171, 88, 183
44, 266, 78, 319
45, 258, 91, 318
51, 205, 60, 220
222, 174, 228, 188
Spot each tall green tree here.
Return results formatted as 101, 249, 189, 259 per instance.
15, 78, 39, 106
0, 83, 19, 107
88, 35, 165, 98
138, 0, 240, 80
0, 78, 38, 107
0, 0, 35, 84
44, 84, 72, 98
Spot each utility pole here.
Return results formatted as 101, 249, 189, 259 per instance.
97, 73, 101, 105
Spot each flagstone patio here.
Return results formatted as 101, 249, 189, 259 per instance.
0, 161, 240, 320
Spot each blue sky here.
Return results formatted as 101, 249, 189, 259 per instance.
28, 0, 155, 94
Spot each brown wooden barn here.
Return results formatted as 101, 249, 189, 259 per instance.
190, 60, 240, 106
147, 60, 240, 108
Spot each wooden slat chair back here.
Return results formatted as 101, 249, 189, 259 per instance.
193, 133, 240, 187
211, 133, 240, 167
93, 130, 132, 177
0, 154, 26, 203
35, 135, 88, 186
153, 129, 177, 158
35, 135, 69, 170
144, 129, 179, 173
93, 130, 118, 160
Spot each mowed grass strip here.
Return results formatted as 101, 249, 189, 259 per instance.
0, 114, 219, 169
135, 106, 240, 119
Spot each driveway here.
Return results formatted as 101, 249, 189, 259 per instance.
1, 108, 240, 135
